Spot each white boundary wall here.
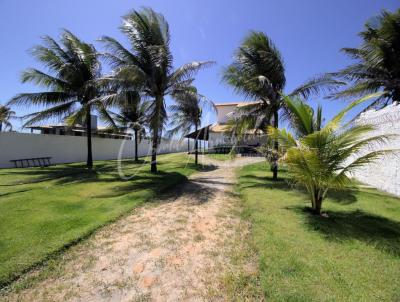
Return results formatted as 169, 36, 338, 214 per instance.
349, 104, 400, 196
0, 132, 193, 168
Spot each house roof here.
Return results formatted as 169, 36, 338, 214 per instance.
184, 123, 265, 141
183, 123, 229, 140
215, 102, 245, 107
184, 124, 211, 140
210, 124, 230, 132
214, 101, 262, 107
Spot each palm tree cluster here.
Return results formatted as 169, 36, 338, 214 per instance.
222, 12, 400, 137
6, 7, 398, 213
221, 31, 341, 180
222, 9, 398, 214
99, 8, 213, 172
8, 8, 212, 172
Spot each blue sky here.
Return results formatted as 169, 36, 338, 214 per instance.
0, 0, 398, 130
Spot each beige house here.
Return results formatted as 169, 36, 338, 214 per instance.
185, 102, 266, 151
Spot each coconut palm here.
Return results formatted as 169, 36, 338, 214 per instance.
8, 30, 113, 170
268, 93, 393, 215
167, 88, 214, 165
0, 105, 16, 132
294, 9, 400, 112
100, 8, 213, 173
109, 91, 149, 161
223, 31, 286, 180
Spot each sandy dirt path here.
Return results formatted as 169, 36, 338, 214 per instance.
5, 156, 263, 302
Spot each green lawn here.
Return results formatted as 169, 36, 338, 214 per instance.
0, 153, 201, 288
237, 162, 400, 301
206, 153, 235, 161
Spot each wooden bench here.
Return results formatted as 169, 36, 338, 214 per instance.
10, 157, 52, 168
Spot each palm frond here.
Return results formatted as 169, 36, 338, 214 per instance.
21, 101, 76, 127
168, 61, 215, 87
8, 92, 76, 107
21, 68, 70, 90
290, 74, 346, 99
222, 31, 285, 102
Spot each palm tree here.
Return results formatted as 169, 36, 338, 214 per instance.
8, 30, 111, 169
0, 105, 16, 132
109, 91, 149, 161
100, 8, 213, 173
168, 88, 214, 165
223, 32, 343, 178
269, 93, 393, 215
223, 31, 286, 180
294, 9, 400, 112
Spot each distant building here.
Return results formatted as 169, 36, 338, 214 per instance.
27, 115, 132, 140
185, 102, 266, 151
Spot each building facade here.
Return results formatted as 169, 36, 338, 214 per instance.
185, 102, 266, 151
28, 115, 132, 140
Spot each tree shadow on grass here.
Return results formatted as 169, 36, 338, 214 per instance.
326, 189, 358, 205
241, 174, 359, 205
93, 171, 188, 199
92, 171, 218, 206
239, 174, 295, 192
0, 162, 217, 188
0, 166, 104, 186
194, 164, 218, 172
161, 178, 217, 204
0, 159, 155, 186
294, 207, 400, 257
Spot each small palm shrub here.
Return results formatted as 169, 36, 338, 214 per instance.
269, 93, 394, 215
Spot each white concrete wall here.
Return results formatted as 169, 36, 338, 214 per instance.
349, 104, 400, 196
0, 132, 193, 168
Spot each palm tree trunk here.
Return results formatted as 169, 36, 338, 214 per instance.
195, 123, 198, 165
151, 95, 163, 173
134, 129, 139, 162
151, 128, 158, 173
311, 187, 323, 215
315, 199, 322, 215
272, 109, 279, 180
86, 108, 93, 170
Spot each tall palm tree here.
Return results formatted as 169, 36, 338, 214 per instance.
223, 32, 343, 178
100, 8, 213, 173
168, 88, 214, 165
294, 9, 400, 112
269, 93, 392, 215
223, 31, 286, 180
8, 30, 111, 169
0, 105, 16, 132
109, 91, 149, 161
